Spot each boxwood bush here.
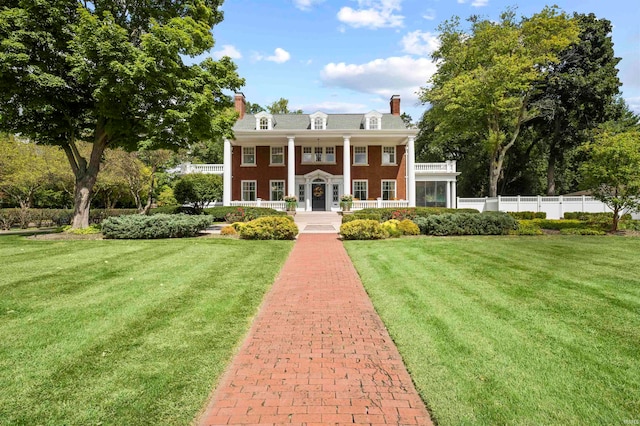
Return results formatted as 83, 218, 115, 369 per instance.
508, 211, 547, 220
238, 216, 298, 240
413, 212, 517, 236
340, 219, 389, 240
204, 206, 286, 222
513, 220, 544, 236
355, 207, 479, 221
560, 228, 606, 235
341, 213, 382, 224
102, 214, 212, 239
0, 208, 137, 229
528, 219, 585, 230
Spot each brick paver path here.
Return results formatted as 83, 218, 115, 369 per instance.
199, 234, 432, 425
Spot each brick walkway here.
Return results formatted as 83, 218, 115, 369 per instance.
199, 234, 432, 426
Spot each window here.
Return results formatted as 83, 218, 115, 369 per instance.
270, 180, 285, 201
302, 146, 336, 163
298, 184, 305, 202
382, 146, 396, 165
242, 146, 255, 165
382, 180, 396, 200
255, 112, 274, 130
354, 146, 367, 165
314, 117, 324, 130
259, 117, 269, 130
271, 146, 284, 165
302, 146, 313, 163
369, 117, 378, 129
310, 112, 328, 130
242, 181, 256, 201
325, 147, 335, 163
332, 184, 339, 203
353, 180, 368, 200
416, 181, 447, 207
364, 111, 382, 130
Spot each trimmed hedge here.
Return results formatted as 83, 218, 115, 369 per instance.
340, 219, 389, 240
354, 207, 479, 221
564, 212, 632, 221
508, 211, 547, 220
527, 219, 585, 230
413, 212, 517, 236
560, 228, 606, 236
513, 221, 544, 236
204, 206, 286, 222
341, 213, 382, 224
0, 208, 138, 229
238, 216, 298, 240
102, 214, 212, 239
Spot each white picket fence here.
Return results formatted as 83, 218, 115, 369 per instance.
457, 195, 639, 219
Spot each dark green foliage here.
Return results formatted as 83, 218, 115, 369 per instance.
203, 206, 286, 222
413, 212, 517, 236
0, 208, 137, 229
620, 220, 640, 231
355, 207, 478, 221
508, 211, 547, 220
340, 220, 389, 240
238, 216, 298, 240
173, 174, 223, 212
341, 213, 382, 224
150, 205, 198, 215
102, 214, 211, 239
560, 228, 606, 235
564, 212, 631, 220
525, 219, 585, 230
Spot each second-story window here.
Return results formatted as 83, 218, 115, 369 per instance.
271, 146, 284, 165
242, 146, 255, 165
382, 146, 396, 164
354, 146, 367, 165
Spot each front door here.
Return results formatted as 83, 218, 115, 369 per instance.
312, 183, 326, 211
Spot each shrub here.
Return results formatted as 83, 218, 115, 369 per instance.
340, 219, 389, 240
413, 212, 517, 236
513, 220, 544, 236
173, 173, 223, 212
102, 214, 212, 239
560, 228, 606, 236
341, 213, 382, 224
390, 209, 416, 221
398, 219, 420, 236
508, 211, 547, 220
620, 220, 640, 231
355, 207, 478, 221
0, 209, 19, 230
220, 226, 238, 236
381, 219, 402, 238
62, 224, 102, 235
89, 209, 138, 224
201, 206, 286, 222
564, 211, 632, 221
238, 216, 298, 240
530, 219, 585, 230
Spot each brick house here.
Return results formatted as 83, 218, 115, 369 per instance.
183, 93, 459, 211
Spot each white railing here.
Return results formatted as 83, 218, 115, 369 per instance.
414, 161, 457, 173
181, 163, 224, 174
352, 199, 409, 209
230, 200, 286, 210
457, 195, 639, 220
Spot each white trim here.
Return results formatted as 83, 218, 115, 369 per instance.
343, 136, 351, 195
223, 139, 232, 206
309, 111, 328, 130
269, 179, 285, 201
381, 179, 397, 200
241, 180, 257, 201
255, 111, 274, 130
353, 146, 368, 165
287, 137, 296, 197
364, 110, 383, 130
353, 179, 368, 201
241, 146, 256, 166
407, 136, 416, 207
270, 146, 285, 166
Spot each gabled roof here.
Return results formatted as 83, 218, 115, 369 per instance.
233, 113, 407, 131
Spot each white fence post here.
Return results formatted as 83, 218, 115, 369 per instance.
257, 198, 262, 208
516, 195, 521, 212
558, 195, 563, 219
377, 198, 382, 208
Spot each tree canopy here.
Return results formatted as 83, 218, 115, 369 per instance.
420, 6, 579, 197
0, 0, 244, 227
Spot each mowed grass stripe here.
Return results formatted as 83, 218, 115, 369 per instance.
344, 236, 640, 424
0, 236, 293, 425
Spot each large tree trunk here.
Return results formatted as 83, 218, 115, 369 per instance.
546, 119, 562, 195
546, 157, 556, 196
62, 124, 109, 229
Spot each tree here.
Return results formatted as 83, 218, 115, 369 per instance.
0, 0, 243, 228
528, 13, 621, 195
173, 174, 223, 212
580, 129, 640, 231
0, 135, 70, 208
400, 112, 414, 128
246, 102, 265, 114
420, 7, 578, 197
267, 98, 303, 114
137, 149, 173, 214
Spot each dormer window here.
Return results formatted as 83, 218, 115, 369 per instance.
310, 111, 328, 130
364, 111, 383, 130
255, 111, 274, 130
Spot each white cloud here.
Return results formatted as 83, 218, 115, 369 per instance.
626, 96, 640, 114
471, 0, 488, 7
337, 0, 404, 29
423, 8, 436, 21
320, 55, 437, 105
298, 101, 369, 113
212, 44, 242, 60
401, 30, 439, 56
293, 0, 324, 11
253, 48, 291, 64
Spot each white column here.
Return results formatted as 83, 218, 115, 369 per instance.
451, 180, 457, 208
223, 139, 232, 206
446, 182, 452, 208
287, 136, 295, 196
407, 136, 416, 207
343, 136, 351, 195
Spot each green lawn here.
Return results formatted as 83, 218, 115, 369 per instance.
0, 235, 292, 425
344, 236, 640, 425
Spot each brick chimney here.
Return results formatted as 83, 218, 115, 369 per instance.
390, 95, 401, 116
234, 92, 246, 120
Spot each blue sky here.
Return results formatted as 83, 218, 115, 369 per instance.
199, 0, 640, 120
